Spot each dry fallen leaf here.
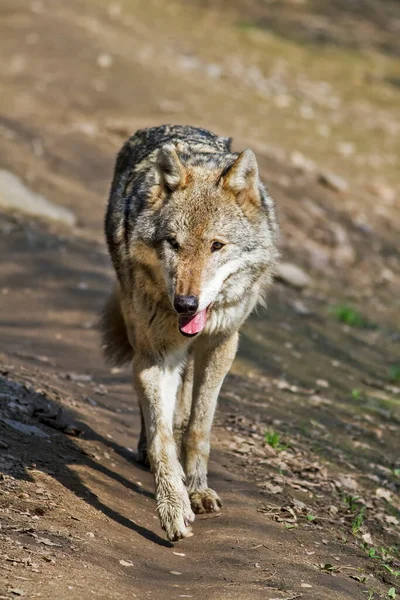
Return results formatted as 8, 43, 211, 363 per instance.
361, 532, 373, 545
264, 482, 283, 494
375, 487, 392, 501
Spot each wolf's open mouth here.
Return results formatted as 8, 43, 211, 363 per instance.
178, 308, 207, 337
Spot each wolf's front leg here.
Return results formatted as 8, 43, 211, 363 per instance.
185, 332, 238, 514
133, 354, 195, 541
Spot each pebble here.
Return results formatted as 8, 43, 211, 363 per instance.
97, 53, 113, 69
275, 263, 312, 289
318, 171, 348, 193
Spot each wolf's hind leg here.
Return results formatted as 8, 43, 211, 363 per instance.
185, 332, 238, 514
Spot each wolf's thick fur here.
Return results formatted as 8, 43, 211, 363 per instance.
102, 125, 279, 540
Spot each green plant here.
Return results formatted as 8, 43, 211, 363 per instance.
384, 565, 400, 578
388, 587, 396, 599
264, 430, 288, 452
352, 506, 366, 535
306, 514, 316, 522
331, 304, 368, 327
351, 389, 362, 400
344, 494, 361, 512
389, 365, 400, 383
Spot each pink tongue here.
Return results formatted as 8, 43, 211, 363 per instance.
179, 309, 207, 335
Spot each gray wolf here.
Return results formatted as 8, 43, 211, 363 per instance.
101, 125, 279, 541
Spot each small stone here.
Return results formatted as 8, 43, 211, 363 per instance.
318, 171, 348, 193
264, 482, 283, 494
337, 142, 354, 157
385, 515, 399, 526
108, 3, 121, 18
375, 487, 392, 501
97, 53, 113, 69
291, 150, 316, 172
276, 263, 312, 289
336, 476, 359, 491
291, 299, 313, 315
170, 571, 182, 576
367, 182, 396, 204
317, 124, 331, 137
316, 379, 329, 388
205, 63, 222, 79
119, 559, 133, 567
361, 532, 373, 545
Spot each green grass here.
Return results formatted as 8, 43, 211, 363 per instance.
389, 365, 400, 383
384, 564, 400, 578
331, 304, 369, 328
352, 505, 366, 535
264, 430, 288, 451
344, 494, 362, 512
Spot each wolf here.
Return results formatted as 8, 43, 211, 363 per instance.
101, 125, 279, 541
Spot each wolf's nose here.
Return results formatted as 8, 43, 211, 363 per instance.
174, 295, 199, 315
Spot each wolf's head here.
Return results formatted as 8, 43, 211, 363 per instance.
134, 144, 278, 337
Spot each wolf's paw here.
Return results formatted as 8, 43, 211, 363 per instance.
158, 492, 195, 542
190, 488, 222, 514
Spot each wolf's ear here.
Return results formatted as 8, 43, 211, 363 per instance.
222, 149, 261, 212
156, 145, 186, 191
223, 149, 259, 195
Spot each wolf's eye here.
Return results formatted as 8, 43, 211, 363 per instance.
211, 241, 225, 252
166, 237, 179, 250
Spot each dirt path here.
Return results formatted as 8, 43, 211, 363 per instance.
0, 1, 399, 599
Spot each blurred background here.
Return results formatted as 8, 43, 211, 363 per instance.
0, 1, 399, 598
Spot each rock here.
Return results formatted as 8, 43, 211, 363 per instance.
367, 182, 396, 205
97, 53, 113, 69
361, 532, 373, 545
0, 170, 76, 226
291, 150, 316, 172
318, 171, 348, 193
375, 487, 392, 501
2, 418, 49, 438
290, 299, 313, 316
337, 141, 355, 157
275, 262, 312, 288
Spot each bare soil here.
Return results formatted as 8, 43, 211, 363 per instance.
0, 1, 399, 599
